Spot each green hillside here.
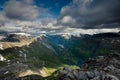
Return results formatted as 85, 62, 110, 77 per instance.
0, 33, 120, 79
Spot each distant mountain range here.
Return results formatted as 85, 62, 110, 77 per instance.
0, 32, 120, 79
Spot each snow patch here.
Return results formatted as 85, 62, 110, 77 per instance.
0, 54, 6, 61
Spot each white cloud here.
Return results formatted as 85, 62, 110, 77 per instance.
61, 16, 75, 24
49, 27, 120, 35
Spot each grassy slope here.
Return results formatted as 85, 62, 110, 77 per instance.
57, 37, 120, 66
0, 38, 66, 77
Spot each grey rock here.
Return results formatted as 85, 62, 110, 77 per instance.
57, 53, 120, 80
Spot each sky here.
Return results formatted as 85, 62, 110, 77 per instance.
0, 0, 120, 35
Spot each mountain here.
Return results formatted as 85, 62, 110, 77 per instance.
0, 32, 120, 79
0, 34, 64, 79
43, 32, 120, 66
54, 53, 120, 80
93, 32, 120, 38
0, 33, 33, 50
0, 30, 8, 35
0, 33, 31, 42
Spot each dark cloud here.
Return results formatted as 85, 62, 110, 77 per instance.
57, 0, 120, 28
0, 12, 6, 27
4, 0, 39, 21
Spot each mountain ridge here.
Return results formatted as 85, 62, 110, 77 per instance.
0, 32, 120, 79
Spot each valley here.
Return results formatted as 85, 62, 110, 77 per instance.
0, 32, 120, 80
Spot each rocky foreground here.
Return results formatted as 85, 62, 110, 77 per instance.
0, 53, 120, 80
57, 53, 120, 80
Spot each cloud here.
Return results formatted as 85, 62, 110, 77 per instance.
0, 12, 7, 27
0, 0, 58, 34
3, 0, 39, 21
44, 27, 120, 35
57, 0, 120, 28
60, 16, 76, 26
0, 0, 120, 35
0, 0, 55, 34
0, 17, 61, 35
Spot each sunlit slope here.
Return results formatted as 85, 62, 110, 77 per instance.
0, 36, 64, 78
